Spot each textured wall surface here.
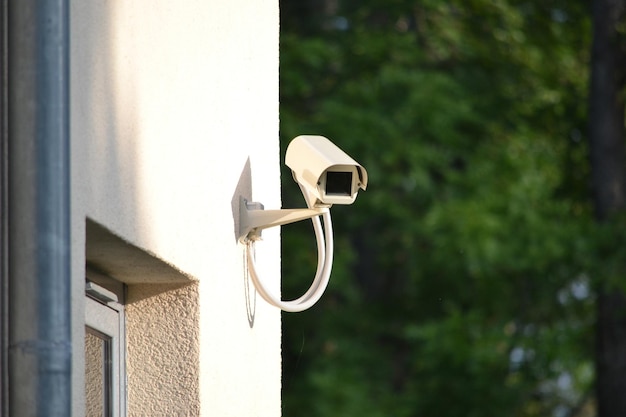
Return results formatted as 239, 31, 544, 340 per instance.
70, 0, 281, 415
126, 283, 200, 416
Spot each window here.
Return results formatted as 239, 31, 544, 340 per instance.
85, 277, 125, 417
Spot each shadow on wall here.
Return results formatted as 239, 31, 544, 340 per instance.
73, 1, 143, 239
74, 3, 201, 414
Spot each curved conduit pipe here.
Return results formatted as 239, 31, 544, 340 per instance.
246, 211, 334, 312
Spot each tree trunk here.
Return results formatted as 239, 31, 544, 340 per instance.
589, 1, 626, 416
589, 0, 626, 219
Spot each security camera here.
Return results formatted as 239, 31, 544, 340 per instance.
237, 135, 368, 312
286, 135, 368, 207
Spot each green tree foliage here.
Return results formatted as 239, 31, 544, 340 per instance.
280, 1, 599, 416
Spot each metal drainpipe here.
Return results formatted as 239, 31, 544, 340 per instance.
8, 0, 72, 416
1, 0, 9, 414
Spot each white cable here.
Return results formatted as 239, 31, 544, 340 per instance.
246, 210, 334, 312
293, 214, 326, 301
247, 216, 324, 306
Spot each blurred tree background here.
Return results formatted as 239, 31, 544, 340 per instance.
279, 1, 625, 416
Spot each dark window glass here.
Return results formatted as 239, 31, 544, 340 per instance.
325, 172, 352, 196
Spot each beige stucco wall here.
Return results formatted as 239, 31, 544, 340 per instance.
71, 0, 281, 415
126, 283, 200, 415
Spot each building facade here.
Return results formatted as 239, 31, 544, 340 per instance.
2, 0, 282, 415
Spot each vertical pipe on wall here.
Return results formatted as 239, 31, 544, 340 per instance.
0, 0, 8, 414
8, 0, 72, 415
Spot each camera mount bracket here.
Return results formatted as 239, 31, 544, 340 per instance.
238, 197, 328, 243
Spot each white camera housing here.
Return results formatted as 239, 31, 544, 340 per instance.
286, 135, 368, 207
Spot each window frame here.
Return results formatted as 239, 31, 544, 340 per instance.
85, 275, 126, 417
